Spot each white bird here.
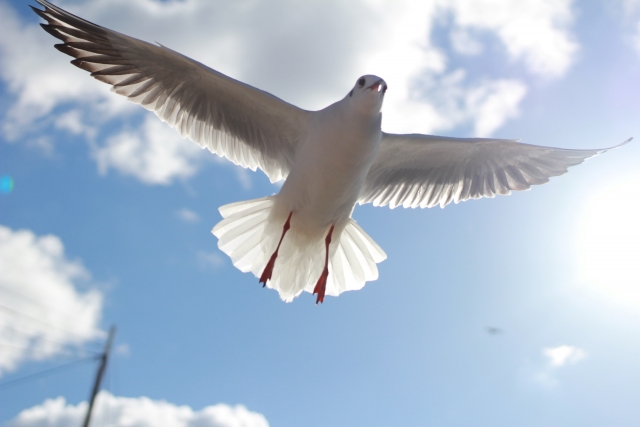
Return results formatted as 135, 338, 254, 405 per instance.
33, 0, 629, 304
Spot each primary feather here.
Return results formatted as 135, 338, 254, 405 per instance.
33, 0, 309, 183
360, 134, 630, 209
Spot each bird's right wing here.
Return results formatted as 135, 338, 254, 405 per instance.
359, 133, 630, 209
33, 0, 310, 183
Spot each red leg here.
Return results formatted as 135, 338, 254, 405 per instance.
313, 225, 334, 305
259, 212, 293, 287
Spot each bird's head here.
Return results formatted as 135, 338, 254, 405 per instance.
347, 74, 387, 114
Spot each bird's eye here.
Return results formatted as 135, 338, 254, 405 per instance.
383, 84, 388, 93
357, 77, 365, 87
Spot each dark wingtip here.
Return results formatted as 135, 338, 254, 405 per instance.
70, 58, 94, 72
54, 43, 77, 57
40, 23, 66, 41
30, 5, 49, 21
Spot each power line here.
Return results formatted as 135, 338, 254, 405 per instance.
0, 340, 100, 356
0, 303, 102, 344
0, 322, 102, 354
0, 355, 99, 391
0, 284, 95, 324
0, 342, 36, 351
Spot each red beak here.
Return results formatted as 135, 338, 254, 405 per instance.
367, 80, 383, 92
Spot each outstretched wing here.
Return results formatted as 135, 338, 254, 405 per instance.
359, 133, 630, 208
33, 0, 310, 182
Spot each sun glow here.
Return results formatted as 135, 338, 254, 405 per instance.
578, 176, 640, 304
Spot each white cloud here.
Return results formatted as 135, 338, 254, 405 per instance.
5, 391, 270, 427
198, 252, 225, 270
235, 169, 253, 191
632, 21, 640, 54
608, 2, 640, 61
54, 110, 96, 140
357, 1, 446, 134
413, 70, 527, 136
621, 0, 640, 15
439, 0, 579, 77
450, 28, 484, 55
26, 136, 55, 156
465, 79, 528, 136
1, 0, 580, 184
0, 2, 132, 141
114, 343, 131, 356
354, 1, 529, 135
0, 225, 103, 377
530, 345, 587, 387
543, 345, 586, 367
178, 208, 200, 223
94, 114, 207, 185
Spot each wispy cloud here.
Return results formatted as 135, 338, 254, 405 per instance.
415, 70, 527, 136
5, 391, 269, 427
177, 208, 200, 223
632, 21, 640, 54
198, 251, 225, 270
543, 345, 587, 368
0, 0, 580, 185
235, 168, 253, 191
54, 110, 96, 140
0, 225, 104, 377
0, 1, 132, 141
621, 0, 640, 16
114, 343, 130, 357
93, 114, 206, 185
438, 0, 579, 77
532, 344, 587, 387
449, 28, 485, 55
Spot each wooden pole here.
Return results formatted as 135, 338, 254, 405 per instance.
82, 325, 116, 427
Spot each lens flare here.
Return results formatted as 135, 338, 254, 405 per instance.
578, 176, 640, 304
0, 175, 14, 194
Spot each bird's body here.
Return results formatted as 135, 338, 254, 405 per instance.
32, 0, 629, 303
279, 86, 383, 233
214, 79, 387, 302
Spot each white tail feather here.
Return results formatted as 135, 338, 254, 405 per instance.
212, 197, 386, 302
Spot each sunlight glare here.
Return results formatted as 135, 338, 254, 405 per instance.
578, 176, 640, 304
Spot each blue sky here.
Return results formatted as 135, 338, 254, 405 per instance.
1, 0, 640, 426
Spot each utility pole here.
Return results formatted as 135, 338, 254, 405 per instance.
82, 325, 116, 427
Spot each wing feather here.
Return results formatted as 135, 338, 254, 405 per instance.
360, 133, 630, 209
33, 0, 310, 182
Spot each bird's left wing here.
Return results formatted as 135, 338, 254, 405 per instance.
359, 133, 629, 209
32, 0, 310, 183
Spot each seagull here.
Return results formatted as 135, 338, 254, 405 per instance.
32, 0, 629, 304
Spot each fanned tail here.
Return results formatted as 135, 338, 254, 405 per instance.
212, 197, 387, 302
323, 220, 387, 298
212, 196, 275, 275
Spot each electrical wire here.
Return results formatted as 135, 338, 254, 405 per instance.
0, 303, 102, 345
0, 355, 99, 391
0, 284, 91, 324
0, 321, 102, 355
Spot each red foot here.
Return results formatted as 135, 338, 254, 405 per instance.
313, 267, 328, 304
259, 253, 277, 287
313, 225, 334, 305
259, 212, 292, 287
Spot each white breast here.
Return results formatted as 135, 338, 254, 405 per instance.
275, 98, 382, 232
